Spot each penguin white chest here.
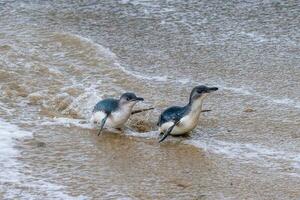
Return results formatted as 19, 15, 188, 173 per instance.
179, 114, 199, 131
91, 109, 131, 128
159, 112, 200, 135
110, 109, 131, 127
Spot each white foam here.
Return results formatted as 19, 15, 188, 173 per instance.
222, 86, 253, 96
37, 116, 300, 177
119, 0, 130, 4
114, 62, 168, 82
40, 117, 93, 129
60, 81, 104, 118
186, 138, 300, 176
55, 32, 117, 61
269, 97, 300, 109
38, 117, 158, 140
0, 119, 86, 199
240, 31, 298, 46
129, 0, 160, 7
39, 118, 158, 140
53, 32, 300, 111
0, 119, 32, 183
241, 31, 268, 43
214, 83, 300, 110
0, 101, 15, 115
56, 32, 170, 84
124, 129, 158, 139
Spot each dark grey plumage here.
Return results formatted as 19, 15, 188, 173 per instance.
157, 106, 189, 127
92, 92, 144, 114
120, 92, 143, 102
93, 98, 119, 114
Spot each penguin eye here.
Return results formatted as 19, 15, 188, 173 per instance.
126, 97, 130, 101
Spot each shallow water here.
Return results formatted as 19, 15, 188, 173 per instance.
0, 0, 300, 199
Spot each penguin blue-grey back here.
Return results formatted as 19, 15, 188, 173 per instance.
93, 98, 119, 114
157, 106, 188, 127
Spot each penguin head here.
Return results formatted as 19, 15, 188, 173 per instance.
189, 85, 218, 103
119, 92, 144, 107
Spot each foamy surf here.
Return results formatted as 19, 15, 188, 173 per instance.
38, 117, 155, 137
52, 32, 117, 62
186, 139, 300, 177
51, 32, 300, 112
0, 102, 15, 115
124, 129, 158, 139
55, 32, 169, 83
113, 62, 168, 82
36, 116, 300, 178
40, 117, 93, 129
0, 119, 86, 199
0, 119, 32, 183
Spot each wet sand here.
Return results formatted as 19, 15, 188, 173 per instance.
15, 125, 300, 199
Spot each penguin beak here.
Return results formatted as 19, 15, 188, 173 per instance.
135, 97, 144, 101
207, 87, 218, 93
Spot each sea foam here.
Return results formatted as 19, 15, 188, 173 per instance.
0, 119, 87, 199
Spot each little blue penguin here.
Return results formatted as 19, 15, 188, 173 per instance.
157, 85, 218, 142
91, 92, 144, 135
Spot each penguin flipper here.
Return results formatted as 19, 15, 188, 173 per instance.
159, 120, 180, 143
98, 114, 109, 136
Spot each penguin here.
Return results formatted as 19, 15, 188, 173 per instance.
91, 92, 144, 135
157, 85, 218, 142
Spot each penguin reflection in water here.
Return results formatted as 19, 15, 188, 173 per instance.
157, 85, 218, 143
91, 93, 144, 135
